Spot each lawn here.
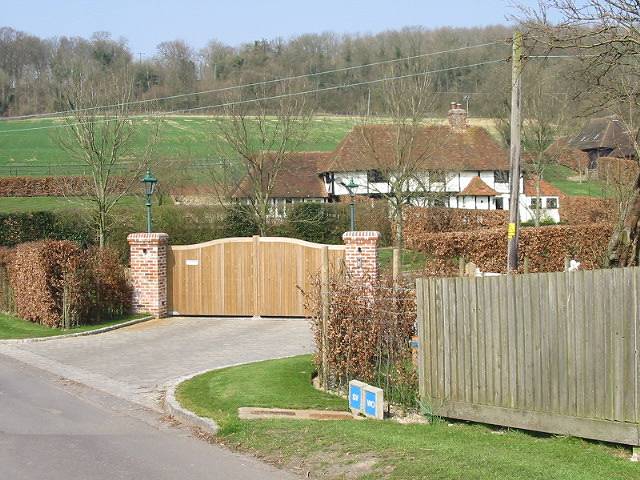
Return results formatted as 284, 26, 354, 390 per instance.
544, 165, 611, 198
177, 355, 637, 480
378, 247, 428, 272
0, 313, 146, 340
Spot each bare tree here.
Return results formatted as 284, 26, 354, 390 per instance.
519, 0, 640, 265
355, 63, 445, 248
210, 82, 313, 235
56, 68, 158, 247
523, 82, 567, 225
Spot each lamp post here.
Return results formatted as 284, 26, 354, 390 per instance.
142, 169, 157, 233
342, 178, 359, 231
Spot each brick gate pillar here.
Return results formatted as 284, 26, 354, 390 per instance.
342, 231, 380, 281
127, 233, 169, 318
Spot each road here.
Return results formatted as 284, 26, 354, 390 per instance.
0, 354, 294, 480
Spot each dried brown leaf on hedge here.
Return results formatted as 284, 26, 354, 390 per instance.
304, 274, 418, 408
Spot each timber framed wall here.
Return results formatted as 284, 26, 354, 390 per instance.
416, 268, 640, 446
167, 236, 345, 317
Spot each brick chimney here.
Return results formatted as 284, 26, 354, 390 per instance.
448, 101, 467, 131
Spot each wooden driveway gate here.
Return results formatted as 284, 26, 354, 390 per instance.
167, 236, 345, 317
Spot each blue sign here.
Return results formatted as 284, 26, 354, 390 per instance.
364, 390, 377, 417
348, 382, 363, 411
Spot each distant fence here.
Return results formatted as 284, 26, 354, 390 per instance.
416, 268, 640, 446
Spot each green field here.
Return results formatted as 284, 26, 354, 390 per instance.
0, 116, 357, 175
177, 355, 637, 480
0, 116, 610, 202
0, 196, 143, 213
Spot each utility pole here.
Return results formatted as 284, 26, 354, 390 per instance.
507, 31, 523, 272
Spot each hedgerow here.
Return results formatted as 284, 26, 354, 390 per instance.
406, 223, 612, 274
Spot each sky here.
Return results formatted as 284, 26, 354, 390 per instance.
5, 0, 539, 56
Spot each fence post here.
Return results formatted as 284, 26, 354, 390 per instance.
127, 233, 169, 318
458, 256, 465, 276
252, 235, 260, 318
321, 245, 330, 390
524, 256, 530, 274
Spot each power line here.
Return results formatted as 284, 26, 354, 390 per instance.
0, 41, 508, 122
0, 57, 508, 134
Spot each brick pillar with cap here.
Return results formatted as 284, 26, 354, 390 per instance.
342, 231, 380, 281
127, 232, 169, 318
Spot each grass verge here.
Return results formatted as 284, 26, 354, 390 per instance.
176, 355, 637, 480
0, 313, 147, 340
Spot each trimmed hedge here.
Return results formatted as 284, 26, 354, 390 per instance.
10, 241, 131, 327
0, 176, 127, 197
404, 207, 508, 235
407, 223, 613, 274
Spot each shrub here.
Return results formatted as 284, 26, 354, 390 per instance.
288, 203, 339, 244
305, 274, 417, 409
0, 211, 94, 247
222, 204, 259, 237
10, 241, 131, 327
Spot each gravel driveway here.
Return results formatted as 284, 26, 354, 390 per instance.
0, 316, 314, 410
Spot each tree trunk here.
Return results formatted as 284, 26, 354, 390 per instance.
607, 174, 640, 267
98, 209, 106, 248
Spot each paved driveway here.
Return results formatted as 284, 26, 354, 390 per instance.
0, 317, 314, 410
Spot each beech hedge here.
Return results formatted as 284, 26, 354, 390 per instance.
9, 241, 131, 327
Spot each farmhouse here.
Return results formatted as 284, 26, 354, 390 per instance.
234, 103, 561, 223
319, 103, 561, 223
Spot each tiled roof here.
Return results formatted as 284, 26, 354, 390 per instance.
234, 151, 330, 199
524, 177, 562, 197
456, 176, 498, 196
568, 115, 635, 154
321, 124, 510, 173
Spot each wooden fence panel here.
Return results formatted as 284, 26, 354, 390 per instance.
168, 236, 344, 317
416, 267, 640, 446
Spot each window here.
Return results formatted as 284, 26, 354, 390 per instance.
546, 198, 558, 209
530, 197, 540, 208
494, 171, 509, 183
495, 197, 504, 210
367, 170, 387, 183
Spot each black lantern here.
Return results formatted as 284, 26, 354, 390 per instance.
142, 169, 157, 233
